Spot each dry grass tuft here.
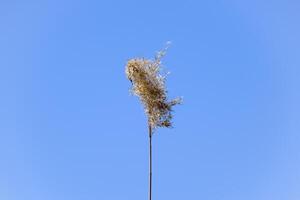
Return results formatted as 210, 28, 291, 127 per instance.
125, 43, 182, 130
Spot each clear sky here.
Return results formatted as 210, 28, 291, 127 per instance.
1, 0, 300, 200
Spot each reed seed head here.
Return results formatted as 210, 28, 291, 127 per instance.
125, 44, 182, 130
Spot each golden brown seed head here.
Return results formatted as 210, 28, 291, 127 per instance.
125, 45, 181, 129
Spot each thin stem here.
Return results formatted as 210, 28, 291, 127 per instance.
148, 124, 152, 200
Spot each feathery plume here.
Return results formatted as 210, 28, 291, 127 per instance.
125, 44, 181, 130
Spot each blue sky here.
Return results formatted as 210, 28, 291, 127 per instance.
1, 0, 300, 199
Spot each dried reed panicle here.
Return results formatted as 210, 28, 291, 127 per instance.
125, 44, 182, 129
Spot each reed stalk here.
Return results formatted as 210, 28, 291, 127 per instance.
125, 43, 181, 200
